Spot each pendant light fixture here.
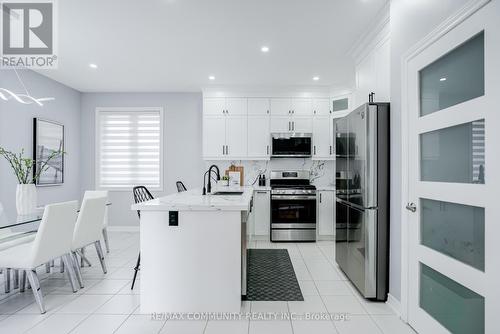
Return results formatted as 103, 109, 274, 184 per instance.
0, 69, 55, 106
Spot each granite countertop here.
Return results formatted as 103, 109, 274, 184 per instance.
131, 186, 253, 212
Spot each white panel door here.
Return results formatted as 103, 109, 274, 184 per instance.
318, 191, 334, 236
312, 116, 331, 158
225, 116, 247, 158
248, 116, 270, 158
225, 98, 247, 116
248, 98, 270, 116
292, 98, 312, 116
270, 98, 291, 116
203, 98, 226, 116
270, 117, 291, 132
406, 4, 500, 334
292, 117, 312, 133
313, 98, 331, 116
203, 117, 226, 157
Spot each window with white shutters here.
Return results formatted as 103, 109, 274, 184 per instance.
95, 107, 163, 190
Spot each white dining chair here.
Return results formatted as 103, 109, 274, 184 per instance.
0, 202, 37, 293
83, 191, 110, 253
0, 201, 80, 313
71, 196, 108, 289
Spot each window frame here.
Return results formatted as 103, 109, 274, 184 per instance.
94, 107, 164, 191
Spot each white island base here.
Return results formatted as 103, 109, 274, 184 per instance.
134, 188, 251, 314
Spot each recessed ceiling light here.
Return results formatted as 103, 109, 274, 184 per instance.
261, 46, 269, 53
313, 76, 320, 81
440, 77, 447, 81
89, 63, 98, 69
208, 76, 215, 81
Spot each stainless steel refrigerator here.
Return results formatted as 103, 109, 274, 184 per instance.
335, 102, 389, 301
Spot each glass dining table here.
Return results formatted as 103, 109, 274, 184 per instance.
0, 203, 112, 245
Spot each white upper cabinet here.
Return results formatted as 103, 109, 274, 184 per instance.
248, 116, 270, 158
225, 117, 247, 158
203, 116, 226, 157
203, 98, 226, 116
292, 117, 313, 133
313, 116, 333, 159
270, 117, 291, 133
204, 98, 247, 116
313, 98, 331, 116
203, 94, 332, 160
248, 98, 270, 116
270, 98, 291, 116
225, 98, 247, 116
291, 98, 312, 116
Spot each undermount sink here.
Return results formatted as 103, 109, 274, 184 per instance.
211, 191, 244, 195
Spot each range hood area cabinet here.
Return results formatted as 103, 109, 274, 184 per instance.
269, 98, 313, 133
202, 96, 346, 160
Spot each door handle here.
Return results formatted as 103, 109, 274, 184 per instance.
319, 193, 322, 203
267, 145, 269, 155
330, 146, 332, 155
406, 202, 417, 213
226, 145, 229, 155
314, 146, 316, 155
222, 145, 225, 155
292, 122, 294, 131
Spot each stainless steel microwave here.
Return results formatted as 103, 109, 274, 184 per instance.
271, 133, 312, 158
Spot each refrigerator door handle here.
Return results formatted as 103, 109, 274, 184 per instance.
365, 104, 378, 208
364, 208, 377, 298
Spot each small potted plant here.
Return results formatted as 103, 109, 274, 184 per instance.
221, 175, 230, 187
0, 147, 64, 215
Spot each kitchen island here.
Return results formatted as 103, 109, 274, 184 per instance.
131, 187, 253, 313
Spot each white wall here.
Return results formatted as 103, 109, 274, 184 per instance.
80, 93, 206, 228
0, 70, 81, 220
389, 0, 470, 302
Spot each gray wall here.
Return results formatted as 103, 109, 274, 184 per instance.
389, 0, 470, 301
0, 70, 81, 219
80, 93, 206, 227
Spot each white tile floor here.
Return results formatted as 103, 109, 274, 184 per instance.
0, 232, 416, 334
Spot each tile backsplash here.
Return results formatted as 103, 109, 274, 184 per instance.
205, 159, 335, 187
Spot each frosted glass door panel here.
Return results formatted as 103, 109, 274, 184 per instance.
420, 120, 485, 184
419, 32, 484, 116
420, 264, 484, 334
420, 199, 484, 271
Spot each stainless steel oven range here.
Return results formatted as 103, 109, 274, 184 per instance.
270, 170, 316, 242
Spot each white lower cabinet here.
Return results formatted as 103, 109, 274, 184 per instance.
317, 190, 335, 239
253, 190, 270, 236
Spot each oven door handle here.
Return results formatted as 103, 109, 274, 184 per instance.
271, 195, 316, 200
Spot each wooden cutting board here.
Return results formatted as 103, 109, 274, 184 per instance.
225, 165, 244, 186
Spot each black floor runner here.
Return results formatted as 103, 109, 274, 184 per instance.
246, 249, 303, 301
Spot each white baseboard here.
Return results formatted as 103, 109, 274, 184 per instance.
386, 293, 402, 318
107, 226, 140, 232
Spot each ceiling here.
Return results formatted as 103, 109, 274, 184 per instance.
37, 0, 388, 92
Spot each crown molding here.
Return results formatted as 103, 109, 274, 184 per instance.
348, 1, 390, 65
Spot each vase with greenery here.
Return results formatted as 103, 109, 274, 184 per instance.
0, 147, 64, 215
